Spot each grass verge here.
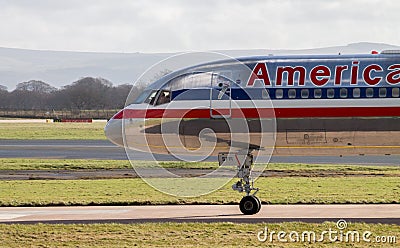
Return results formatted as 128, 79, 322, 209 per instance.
0, 159, 217, 170
0, 222, 398, 247
1, 158, 400, 175
0, 123, 106, 140
0, 177, 399, 206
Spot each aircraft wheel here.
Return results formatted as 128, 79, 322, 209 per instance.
255, 196, 262, 212
239, 195, 261, 215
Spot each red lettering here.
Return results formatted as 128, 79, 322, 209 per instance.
276, 66, 306, 86
387, 64, 400, 85
351, 61, 359, 85
247, 63, 271, 86
310, 65, 331, 86
363, 64, 383, 85
334, 65, 348, 85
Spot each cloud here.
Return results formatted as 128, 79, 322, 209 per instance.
0, 0, 399, 52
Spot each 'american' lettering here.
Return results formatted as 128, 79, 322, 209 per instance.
247, 62, 400, 87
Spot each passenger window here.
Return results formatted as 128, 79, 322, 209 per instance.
275, 89, 283, 99
288, 89, 296, 99
379, 88, 387, 98
262, 89, 270, 99
327, 89, 335, 98
301, 89, 309, 98
353, 88, 360, 98
340, 88, 347, 98
366, 88, 374, 98
392, 88, 400, 97
155, 90, 171, 105
314, 89, 322, 98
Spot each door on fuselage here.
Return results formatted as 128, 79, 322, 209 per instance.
210, 73, 232, 118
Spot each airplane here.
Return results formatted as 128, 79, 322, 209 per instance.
105, 50, 400, 215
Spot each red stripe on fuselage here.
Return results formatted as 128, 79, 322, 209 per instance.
112, 107, 400, 119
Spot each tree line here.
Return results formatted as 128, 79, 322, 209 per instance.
0, 77, 143, 111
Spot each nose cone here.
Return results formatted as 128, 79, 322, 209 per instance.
104, 111, 124, 147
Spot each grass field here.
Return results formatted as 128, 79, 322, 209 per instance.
0, 122, 106, 140
0, 177, 399, 206
0, 222, 398, 247
0, 159, 399, 206
0, 158, 217, 170
1, 158, 400, 175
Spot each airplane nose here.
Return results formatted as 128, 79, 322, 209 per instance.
104, 110, 124, 147
105, 108, 152, 153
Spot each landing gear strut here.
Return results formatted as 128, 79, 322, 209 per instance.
219, 152, 261, 215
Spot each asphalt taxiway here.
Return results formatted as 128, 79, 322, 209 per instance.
0, 205, 399, 224
1, 139, 400, 165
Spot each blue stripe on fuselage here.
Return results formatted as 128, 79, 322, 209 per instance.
171, 87, 400, 100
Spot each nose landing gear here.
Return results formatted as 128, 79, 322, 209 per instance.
219, 152, 261, 215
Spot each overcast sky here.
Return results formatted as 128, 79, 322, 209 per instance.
0, 0, 399, 53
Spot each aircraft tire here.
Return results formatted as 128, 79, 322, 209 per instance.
239, 195, 261, 215
255, 196, 262, 212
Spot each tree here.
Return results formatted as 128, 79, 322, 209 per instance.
0, 77, 133, 111
107, 84, 133, 108
8, 81, 56, 110
0, 85, 8, 91
15, 80, 57, 93
63, 77, 113, 110
0, 86, 9, 109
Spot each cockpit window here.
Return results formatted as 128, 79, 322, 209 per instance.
131, 89, 171, 105
144, 90, 158, 104
131, 71, 229, 105
155, 90, 171, 105
132, 89, 152, 104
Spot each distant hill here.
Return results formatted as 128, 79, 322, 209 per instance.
0, 42, 399, 90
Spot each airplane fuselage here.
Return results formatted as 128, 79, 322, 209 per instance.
105, 51, 400, 156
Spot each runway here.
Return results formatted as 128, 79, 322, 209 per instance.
0, 205, 399, 224
1, 139, 400, 165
